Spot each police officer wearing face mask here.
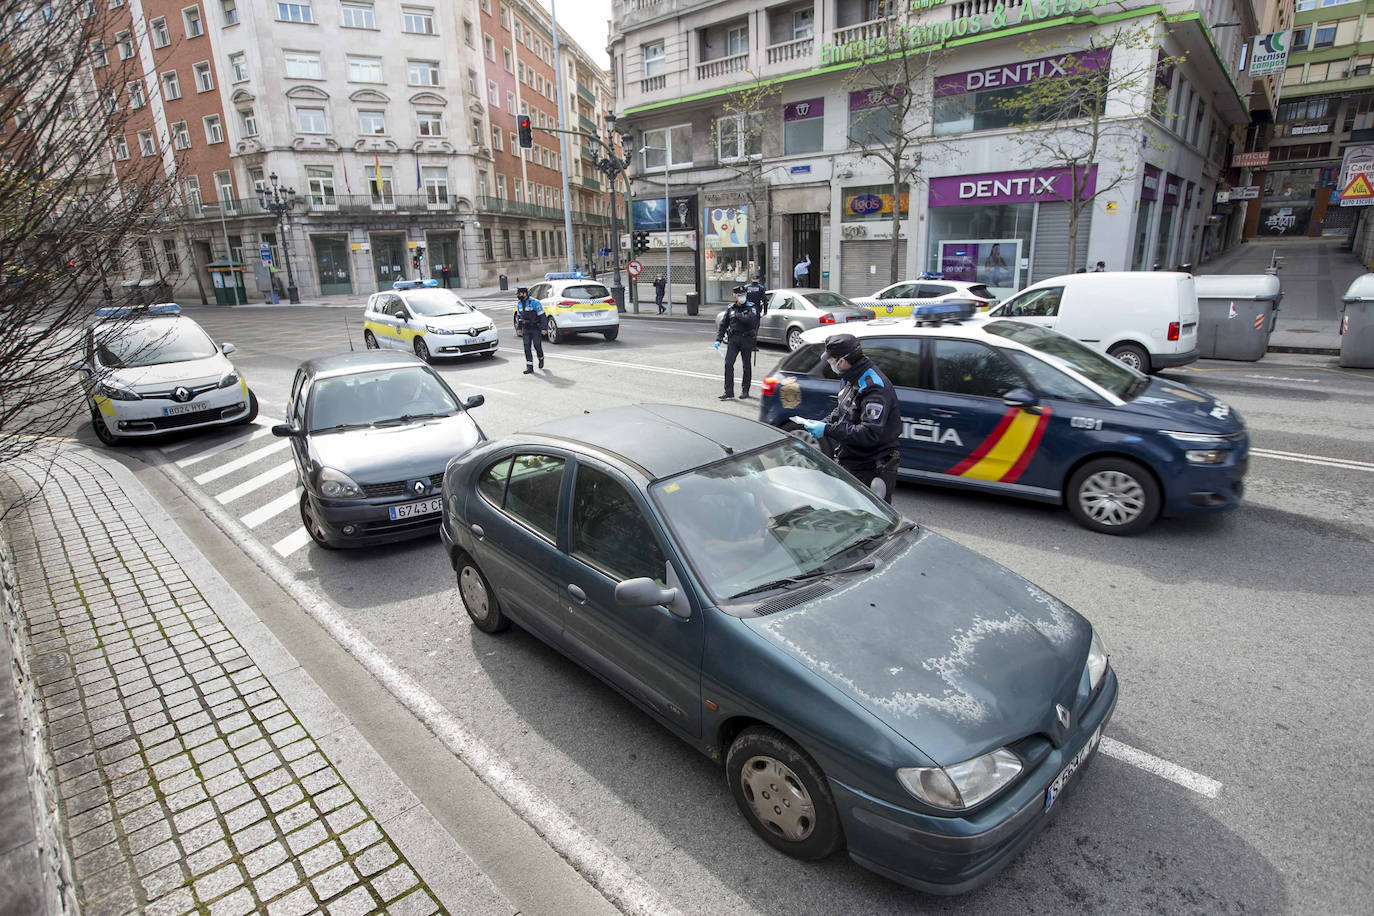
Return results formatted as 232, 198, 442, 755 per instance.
793, 334, 902, 501
513, 287, 545, 374
714, 285, 760, 400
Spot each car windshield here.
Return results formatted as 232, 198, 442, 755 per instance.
308, 366, 459, 431
803, 291, 857, 311
651, 441, 901, 607
404, 290, 474, 317
983, 321, 1147, 399
559, 284, 611, 300
95, 319, 218, 368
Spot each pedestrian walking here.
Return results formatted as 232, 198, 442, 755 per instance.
653, 274, 667, 313
793, 254, 812, 285
715, 285, 759, 400
440, 264, 451, 287
514, 286, 546, 374
792, 333, 902, 502
744, 274, 767, 316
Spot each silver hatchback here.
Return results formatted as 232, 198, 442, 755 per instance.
716, 289, 872, 351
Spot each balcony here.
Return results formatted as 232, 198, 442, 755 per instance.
478, 195, 566, 221
579, 115, 598, 134
641, 74, 666, 93
697, 52, 748, 81
577, 82, 596, 104
573, 210, 611, 226
296, 194, 459, 214
581, 175, 601, 190
832, 18, 886, 46
767, 35, 814, 65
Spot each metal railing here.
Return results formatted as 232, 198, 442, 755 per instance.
697, 52, 748, 81
766, 36, 814, 65
579, 115, 598, 133
580, 175, 601, 190
576, 82, 596, 104
294, 193, 459, 213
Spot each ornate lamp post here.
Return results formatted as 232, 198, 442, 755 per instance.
594, 113, 634, 312
257, 172, 300, 304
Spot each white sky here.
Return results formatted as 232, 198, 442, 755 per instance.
541, 0, 613, 69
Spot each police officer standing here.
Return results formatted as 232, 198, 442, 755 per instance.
514, 286, 545, 375
744, 274, 767, 316
793, 334, 902, 501
714, 285, 759, 400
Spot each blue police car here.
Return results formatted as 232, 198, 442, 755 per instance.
757, 306, 1248, 535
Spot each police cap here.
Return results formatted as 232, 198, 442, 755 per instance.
732, 285, 746, 294
516, 286, 529, 295
823, 333, 863, 361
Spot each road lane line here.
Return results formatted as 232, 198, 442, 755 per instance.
544, 351, 719, 380
1099, 737, 1223, 798
194, 440, 290, 485
171, 420, 281, 465
272, 527, 312, 557
217, 462, 297, 505
240, 490, 299, 528
460, 383, 518, 396
1251, 447, 1374, 472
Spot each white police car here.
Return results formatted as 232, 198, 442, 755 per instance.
80, 304, 258, 446
363, 280, 498, 362
850, 277, 998, 318
516, 273, 619, 343
758, 303, 1248, 535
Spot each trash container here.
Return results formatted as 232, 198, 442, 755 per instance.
1340, 273, 1374, 368
1192, 274, 1283, 361
499, 274, 509, 291
686, 292, 699, 316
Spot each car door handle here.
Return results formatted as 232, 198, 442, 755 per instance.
931, 408, 959, 418
469, 524, 484, 540
567, 584, 587, 604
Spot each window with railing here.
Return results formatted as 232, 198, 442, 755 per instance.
370, 165, 395, 205
423, 166, 449, 204
307, 166, 335, 205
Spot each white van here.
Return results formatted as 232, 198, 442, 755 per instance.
984, 271, 1199, 372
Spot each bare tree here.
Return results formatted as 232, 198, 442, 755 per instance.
1, 1, 182, 470
704, 74, 783, 282
840, 11, 946, 285
992, 22, 1184, 271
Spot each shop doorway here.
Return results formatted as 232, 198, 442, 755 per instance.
371, 232, 407, 287
428, 232, 460, 287
312, 235, 353, 296
791, 213, 821, 287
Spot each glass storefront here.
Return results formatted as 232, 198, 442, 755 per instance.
703, 204, 756, 305
927, 202, 1034, 291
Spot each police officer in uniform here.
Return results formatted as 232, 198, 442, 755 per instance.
514, 287, 545, 374
744, 274, 767, 316
714, 285, 759, 400
794, 334, 902, 501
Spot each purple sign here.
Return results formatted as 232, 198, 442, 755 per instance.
928, 166, 1098, 207
784, 98, 823, 121
934, 49, 1111, 98
849, 85, 904, 110
1163, 173, 1181, 207
1140, 164, 1161, 201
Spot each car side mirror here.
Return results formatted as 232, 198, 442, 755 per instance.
615, 577, 687, 618
1002, 388, 1041, 413
221, 342, 236, 355
271, 423, 303, 438
463, 395, 485, 410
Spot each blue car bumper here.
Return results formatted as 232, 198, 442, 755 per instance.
1160, 453, 1247, 517
833, 669, 1119, 896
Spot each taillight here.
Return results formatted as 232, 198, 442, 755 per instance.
1167, 321, 1180, 341
560, 299, 577, 306
603, 298, 615, 304
760, 376, 779, 397
818, 313, 835, 324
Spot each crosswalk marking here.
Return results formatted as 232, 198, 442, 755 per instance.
173, 419, 281, 466
273, 527, 312, 557
240, 490, 300, 529
216, 462, 297, 506
194, 440, 290, 485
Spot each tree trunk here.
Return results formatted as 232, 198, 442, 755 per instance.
890, 170, 902, 284
1066, 201, 1080, 274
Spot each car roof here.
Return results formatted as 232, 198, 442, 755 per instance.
522, 404, 787, 479
800, 316, 1025, 347
300, 350, 427, 379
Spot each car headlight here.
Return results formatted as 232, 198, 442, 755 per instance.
1163, 431, 1231, 464
426, 325, 449, 335
897, 748, 1023, 810
94, 378, 141, 401
316, 467, 362, 498
218, 371, 239, 389
1086, 627, 1108, 692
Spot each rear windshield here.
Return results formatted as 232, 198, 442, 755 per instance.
968, 285, 994, 299
804, 291, 857, 311
983, 321, 1147, 399
559, 284, 610, 300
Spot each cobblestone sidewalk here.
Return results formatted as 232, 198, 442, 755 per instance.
0, 449, 455, 916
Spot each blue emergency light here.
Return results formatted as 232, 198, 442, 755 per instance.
544, 271, 584, 280
911, 301, 975, 322
94, 303, 182, 319
392, 279, 439, 290
916, 271, 945, 280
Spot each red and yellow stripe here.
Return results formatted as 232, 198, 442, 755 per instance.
946, 407, 1052, 484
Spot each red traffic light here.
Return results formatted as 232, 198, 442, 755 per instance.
517, 115, 533, 149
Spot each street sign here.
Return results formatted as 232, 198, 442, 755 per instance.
597, 247, 612, 257
1338, 144, 1374, 207
258, 242, 272, 264
1248, 30, 1292, 78
1228, 185, 1261, 200
1232, 152, 1270, 169
626, 260, 643, 278
1341, 173, 1374, 206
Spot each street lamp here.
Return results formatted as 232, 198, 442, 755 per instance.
593, 112, 635, 312
638, 135, 673, 315
257, 172, 300, 304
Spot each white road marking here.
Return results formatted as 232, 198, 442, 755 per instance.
171, 420, 281, 466
1244, 374, 1320, 383
1251, 447, 1374, 473
461, 383, 518, 396
217, 462, 297, 505
544, 351, 719, 380
193, 440, 290, 485
1099, 737, 1223, 798
272, 527, 312, 557
240, 490, 299, 528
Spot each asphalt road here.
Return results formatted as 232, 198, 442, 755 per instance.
87, 304, 1374, 914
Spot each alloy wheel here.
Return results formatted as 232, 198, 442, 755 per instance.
1078, 470, 1146, 527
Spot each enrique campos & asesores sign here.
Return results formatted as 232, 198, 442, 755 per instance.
821, 0, 1122, 65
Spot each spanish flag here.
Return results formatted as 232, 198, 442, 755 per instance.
373, 151, 382, 195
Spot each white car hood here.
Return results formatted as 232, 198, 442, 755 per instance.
107, 354, 233, 391
419, 312, 493, 331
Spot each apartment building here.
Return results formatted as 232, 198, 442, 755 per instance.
612, 0, 1257, 307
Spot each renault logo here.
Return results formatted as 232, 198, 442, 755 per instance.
1055, 704, 1071, 729
410, 479, 427, 496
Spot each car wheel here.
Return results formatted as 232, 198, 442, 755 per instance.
237, 390, 259, 425
299, 492, 337, 549
90, 404, 121, 447
1107, 343, 1149, 373
547, 318, 563, 344
726, 726, 842, 861
603, 327, 619, 341
413, 336, 432, 362
456, 552, 508, 633
364, 330, 379, 350
1066, 457, 1161, 535
786, 327, 804, 351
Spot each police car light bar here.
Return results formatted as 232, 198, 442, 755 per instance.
94, 303, 182, 319
544, 271, 584, 280
916, 271, 945, 280
392, 279, 440, 290
911, 301, 976, 322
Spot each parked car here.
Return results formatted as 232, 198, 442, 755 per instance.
851, 279, 998, 317
273, 351, 484, 548
983, 271, 1198, 372
362, 281, 498, 362
515, 273, 620, 343
440, 404, 1116, 894
79, 303, 258, 446
715, 288, 873, 350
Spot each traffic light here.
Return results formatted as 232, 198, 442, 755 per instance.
411, 245, 424, 270
517, 115, 533, 149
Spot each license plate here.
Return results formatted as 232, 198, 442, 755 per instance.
582, 310, 604, 319
1045, 726, 1101, 812
388, 497, 442, 520
163, 402, 210, 417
